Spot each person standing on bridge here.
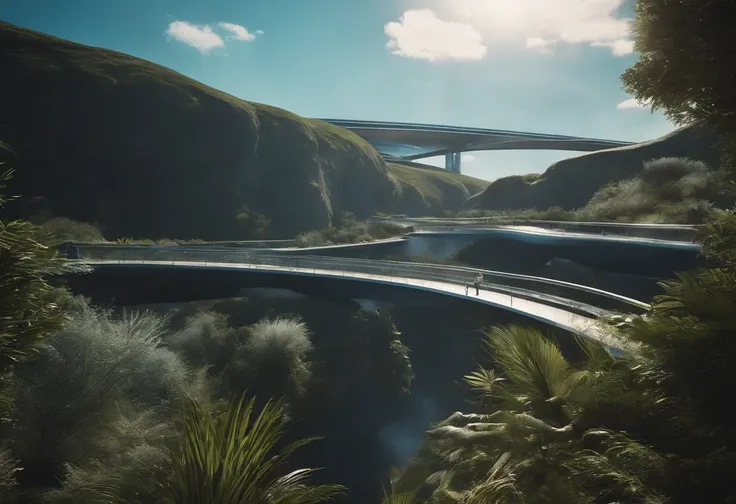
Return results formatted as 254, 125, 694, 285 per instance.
63, 243, 81, 259
473, 272, 483, 296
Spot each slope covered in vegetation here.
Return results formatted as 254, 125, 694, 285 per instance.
475, 125, 722, 213
464, 156, 732, 224
387, 162, 489, 216
0, 21, 483, 241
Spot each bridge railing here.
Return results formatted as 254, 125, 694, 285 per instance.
374, 217, 702, 242
71, 244, 649, 316
62, 239, 296, 249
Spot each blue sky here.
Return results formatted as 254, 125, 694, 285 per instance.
0, 0, 672, 181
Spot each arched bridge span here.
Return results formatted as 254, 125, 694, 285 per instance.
65, 245, 648, 351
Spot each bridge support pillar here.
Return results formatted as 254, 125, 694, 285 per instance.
445, 153, 462, 173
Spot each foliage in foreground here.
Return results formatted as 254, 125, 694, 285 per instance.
0, 305, 344, 504
0, 169, 81, 375
167, 394, 343, 504
0, 166, 90, 494
392, 208, 736, 504
5, 307, 198, 497
41, 395, 342, 504
167, 312, 315, 402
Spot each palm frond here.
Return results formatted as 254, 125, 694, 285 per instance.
575, 337, 616, 372
464, 368, 500, 398
483, 325, 572, 406
167, 393, 343, 504
380, 489, 418, 504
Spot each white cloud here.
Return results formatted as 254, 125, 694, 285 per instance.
592, 39, 634, 56
218, 22, 261, 41
617, 97, 651, 109
462, 154, 477, 162
525, 37, 554, 51
384, 10, 487, 62
166, 21, 224, 54
453, 0, 634, 56
255, 29, 265, 35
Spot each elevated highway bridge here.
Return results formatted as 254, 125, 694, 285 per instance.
318, 119, 635, 173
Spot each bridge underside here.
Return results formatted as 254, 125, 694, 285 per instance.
319, 119, 634, 173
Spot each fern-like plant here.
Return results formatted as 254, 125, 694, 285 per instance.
167, 394, 343, 504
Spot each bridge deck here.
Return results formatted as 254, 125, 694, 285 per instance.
86, 259, 621, 350
410, 226, 701, 248
319, 119, 633, 160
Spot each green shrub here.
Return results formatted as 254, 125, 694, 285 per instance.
37, 217, 105, 243
168, 313, 314, 402
176, 238, 207, 245
1, 166, 85, 499
569, 157, 729, 224
0, 175, 74, 372
464, 158, 730, 224
536, 206, 577, 221
239, 317, 314, 399
294, 230, 327, 248
366, 221, 411, 239
166, 311, 245, 375
155, 238, 179, 246
235, 205, 271, 239
42, 441, 171, 504
8, 307, 197, 491
294, 216, 408, 248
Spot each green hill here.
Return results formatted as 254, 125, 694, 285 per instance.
387, 162, 489, 216
473, 125, 721, 211
0, 21, 484, 240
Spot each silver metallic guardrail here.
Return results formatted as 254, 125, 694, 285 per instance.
69, 244, 650, 316
63, 239, 297, 249
373, 216, 700, 229
372, 216, 701, 241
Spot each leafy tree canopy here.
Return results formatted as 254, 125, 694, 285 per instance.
622, 0, 736, 160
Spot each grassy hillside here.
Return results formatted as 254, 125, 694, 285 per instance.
387, 162, 489, 216
0, 21, 396, 240
460, 157, 733, 224
474, 125, 722, 212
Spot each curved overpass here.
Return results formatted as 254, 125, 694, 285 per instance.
318, 119, 634, 173
66, 245, 648, 350
375, 217, 702, 243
